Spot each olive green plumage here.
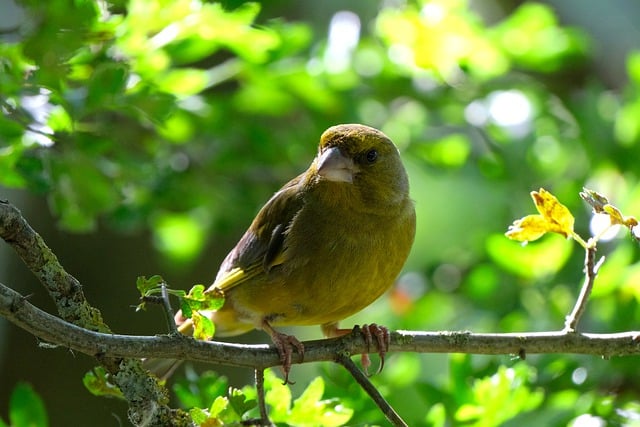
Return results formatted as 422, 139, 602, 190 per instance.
177, 124, 416, 340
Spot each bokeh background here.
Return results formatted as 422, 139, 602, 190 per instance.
2, 0, 640, 425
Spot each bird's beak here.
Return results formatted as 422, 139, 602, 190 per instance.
317, 147, 355, 183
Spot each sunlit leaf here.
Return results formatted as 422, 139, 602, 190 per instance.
581, 188, 639, 234
580, 188, 610, 213
46, 105, 73, 132
603, 204, 638, 228
157, 69, 209, 96
506, 188, 575, 242
267, 376, 354, 427
265, 372, 292, 417
192, 312, 215, 340
454, 364, 544, 425
182, 285, 225, 313
188, 407, 208, 425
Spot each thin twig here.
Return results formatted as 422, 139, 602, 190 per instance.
564, 246, 603, 332
160, 282, 179, 335
255, 369, 271, 426
335, 353, 408, 427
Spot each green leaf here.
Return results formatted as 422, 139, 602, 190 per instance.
187, 284, 206, 300
136, 275, 165, 295
227, 387, 256, 418
0, 114, 25, 141
614, 99, 640, 146
180, 298, 193, 319
173, 370, 229, 409
157, 69, 209, 96
188, 407, 209, 425
83, 367, 124, 399
0, 143, 27, 188
126, 91, 176, 124
181, 284, 225, 313
454, 363, 544, 426
209, 396, 229, 418
86, 63, 129, 109
192, 312, 215, 340
48, 154, 120, 231
265, 371, 292, 417
46, 105, 73, 133
425, 402, 447, 427
268, 375, 354, 427
9, 383, 48, 427
626, 51, 640, 86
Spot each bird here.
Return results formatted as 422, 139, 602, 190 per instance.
171, 124, 415, 381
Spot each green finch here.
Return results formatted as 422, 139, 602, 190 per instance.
172, 124, 415, 380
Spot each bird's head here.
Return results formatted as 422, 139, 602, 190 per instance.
309, 124, 410, 210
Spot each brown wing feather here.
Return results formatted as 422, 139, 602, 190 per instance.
209, 173, 305, 294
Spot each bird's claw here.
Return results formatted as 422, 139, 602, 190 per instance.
271, 331, 304, 384
354, 323, 389, 376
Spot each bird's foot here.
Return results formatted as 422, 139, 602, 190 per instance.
273, 331, 304, 384
322, 322, 390, 375
353, 323, 390, 375
262, 321, 304, 384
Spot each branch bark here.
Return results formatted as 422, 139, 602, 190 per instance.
2, 279, 640, 366
0, 200, 189, 426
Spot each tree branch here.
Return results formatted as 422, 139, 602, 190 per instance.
4, 199, 640, 426
0, 200, 188, 426
2, 279, 640, 367
0, 200, 108, 331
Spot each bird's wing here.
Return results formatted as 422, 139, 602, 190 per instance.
208, 174, 305, 294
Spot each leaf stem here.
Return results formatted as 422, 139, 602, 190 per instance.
570, 230, 590, 249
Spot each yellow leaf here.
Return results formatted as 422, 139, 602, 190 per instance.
192, 312, 215, 340
603, 204, 639, 228
531, 188, 575, 237
579, 188, 609, 213
505, 188, 575, 242
505, 214, 548, 242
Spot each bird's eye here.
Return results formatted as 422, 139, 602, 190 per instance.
365, 149, 378, 164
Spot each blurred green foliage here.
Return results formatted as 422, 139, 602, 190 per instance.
0, 383, 48, 427
2, 0, 640, 425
